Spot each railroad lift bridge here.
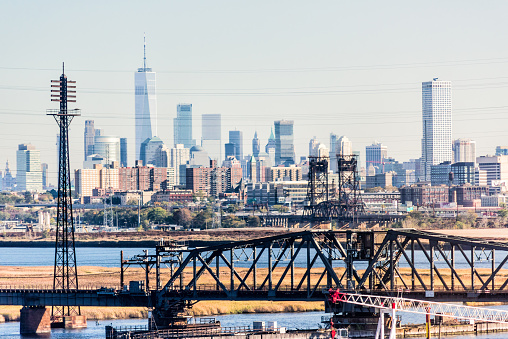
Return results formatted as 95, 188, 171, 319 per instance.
6, 228, 508, 333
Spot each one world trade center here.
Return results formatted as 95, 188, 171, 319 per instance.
135, 35, 157, 161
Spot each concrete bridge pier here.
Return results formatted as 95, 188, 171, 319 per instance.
20, 306, 51, 335
51, 315, 87, 329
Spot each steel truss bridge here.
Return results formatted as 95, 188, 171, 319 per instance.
4, 229, 508, 323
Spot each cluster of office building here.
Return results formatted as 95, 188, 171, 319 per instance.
5, 47, 508, 213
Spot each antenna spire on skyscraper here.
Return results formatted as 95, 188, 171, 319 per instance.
143, 33, 147, 70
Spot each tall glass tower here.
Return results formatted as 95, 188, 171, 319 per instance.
135, 35, 157, 161
201, 114, 221, 163
421, 79, 452, 180
174, 104, 194, 148
229, 130, 243, 160
274, 120, 295, 166
16, 144, 42, 192
84, 120, 95, 160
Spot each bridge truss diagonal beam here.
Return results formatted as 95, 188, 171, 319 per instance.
330, 290, 508, 324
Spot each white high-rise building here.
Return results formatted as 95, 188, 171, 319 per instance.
16, 144, 42, 192
421, 79, 452, 180
309, 136, 320, 157
135, 35, 157, 161
170, 144, 190, 185
453, 138, 476, 163
337, 136, 353, 156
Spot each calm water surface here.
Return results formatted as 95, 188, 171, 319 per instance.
0, 311, 506, 338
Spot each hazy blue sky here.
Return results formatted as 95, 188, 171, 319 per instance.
2, 1, 508, 183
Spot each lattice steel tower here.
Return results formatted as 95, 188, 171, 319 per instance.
337, 153, 364, 218
47, 64, 81, 319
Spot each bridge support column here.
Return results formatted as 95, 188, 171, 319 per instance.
20, 306, 51, 335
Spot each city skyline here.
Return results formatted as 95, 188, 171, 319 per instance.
2, 2, 508, 183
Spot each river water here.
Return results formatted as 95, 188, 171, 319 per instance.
0, 246, 504, 270
0, 311, 506, 338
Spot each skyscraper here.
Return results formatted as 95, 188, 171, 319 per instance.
84, 120, 95, 160
229, 130, 243, 161
174, 104, 194, 148
2, 161, 15, 191
135, 35, 157, 161
265, 128, 276, 166
120, 138, 128, 167
366, 142, 388, 174
337, 136, 353, 156
274, 120, 295, 166
330, 133, 339, 172
41, 163, 48, 189
16, 144, 42, 192
93, 135, 121, 166
265, 128, 276, 153
421, 78, 452, 180
170, 144, 190, 185
201, 114, 221, 163
225, 143, 236, 159
453, 138, 476, 163
140, 136, 164, 166
252, 131, 260, 158
309, 136, 319, 157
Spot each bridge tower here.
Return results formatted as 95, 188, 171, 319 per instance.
46, 64, 86, 327
302, 156, 342, 227
337, 153, 364, 223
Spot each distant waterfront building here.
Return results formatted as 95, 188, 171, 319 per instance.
201, 114, 221, 163
476, 155, 508, 186
453, 138, 476, 163
135, 36, 157, 161
430, 161, 452, 186
84, 120, 95, 160
309, 136, 320, 157
93, 135, 120, 166
496, 146, 508, 156
252, 131, 260, 158
265, 128, 276, 153
171, 144, 190, 186
249, 155, 257, 183
140, 136, 164, 166
337, 136, 353, 156
265, 128, 276, 166
330, 133, 339, 172
174, 104, 194, 148
2, 161, 15, 191
155, 144, 170, 168
16, 144, 42, 192
224, 142, 236, 159
41, 163, 48, 190
188, 145, 210, 168
366, 142, 388, 174
120, 138, 128, 167
229, 130, 243, 161
421, 79, 452, 180
451, 162, 475, 185
265, 165, 302, 181
366, 172, 393, 189
83, 154, 106, 169
274, 120, 295, 166
317, 144, 329, 158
